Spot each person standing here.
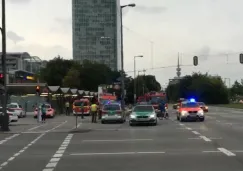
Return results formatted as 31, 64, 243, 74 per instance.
41, 104, 47, 123
91, 102, 98, 123
65, 101, 70, 116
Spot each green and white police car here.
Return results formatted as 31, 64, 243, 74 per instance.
129, 105, 157, 126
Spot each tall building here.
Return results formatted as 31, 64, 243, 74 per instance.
72, 0, 121, 71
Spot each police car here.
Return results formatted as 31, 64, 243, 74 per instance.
177, 99, 205, 122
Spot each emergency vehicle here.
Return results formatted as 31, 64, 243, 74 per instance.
72, 98, 91, 116
177, 98, 205, 122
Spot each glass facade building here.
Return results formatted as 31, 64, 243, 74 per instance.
72, 0, 121, 71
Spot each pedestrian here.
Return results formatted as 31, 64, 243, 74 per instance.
91, 102, 98, 123
65, 101, 70, 116
41, 104, 47, 123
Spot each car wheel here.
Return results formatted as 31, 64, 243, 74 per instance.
180, 116, 184, 122
129, 121, 134, 126
101, 120, 105, 124
200, 118, 205, 122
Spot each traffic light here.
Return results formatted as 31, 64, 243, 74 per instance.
193, 56, 198, 66
36, 85, 40, 95
0, 74, 4, 86
240, 54, 243, 64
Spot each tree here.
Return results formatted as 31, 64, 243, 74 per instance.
62, 67, 81, 88
166, 72, 229, 104
229, 80, 243, 101
39, 57, 75, 86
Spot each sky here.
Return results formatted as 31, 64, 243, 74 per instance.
1, 0, 243, 88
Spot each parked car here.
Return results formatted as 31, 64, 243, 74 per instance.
34, 103, 56, 118
7, 103, 26, 118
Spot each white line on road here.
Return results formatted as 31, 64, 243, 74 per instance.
0, 134, 19, 145
218, 148, 236, 156
199, 136, 212, 142
202, 150, 221, 153
82, 139, 153, 142
70, 151, 166, 156
27, 124, 45, 131
72, 123, 82, 130
186, 127, 192, 130
188, 137, 201, 140
192, 131, 200, 135
45, 121, 67, 133
0, 133, 45, 170
179, 123, 184, 126
42, 134, 73, 171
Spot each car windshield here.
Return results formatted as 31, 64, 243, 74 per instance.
7, 104, 18, 108
198, 102, 205, 106
134, 105, 153, 112
182, 102, 199, 108
74, 101, 83, 106
103, 104, 120, 110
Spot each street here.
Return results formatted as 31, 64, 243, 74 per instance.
1, 108, 243, 171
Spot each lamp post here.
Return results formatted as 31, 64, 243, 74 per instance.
133, 55, 143, 103
0, 0, 9, 131
120, 3, 136, 110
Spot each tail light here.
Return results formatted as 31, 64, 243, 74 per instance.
48, 109, 52, 112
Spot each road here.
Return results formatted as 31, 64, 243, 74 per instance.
1, 108, 243, 171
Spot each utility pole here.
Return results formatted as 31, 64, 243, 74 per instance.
1, 0, 10, 131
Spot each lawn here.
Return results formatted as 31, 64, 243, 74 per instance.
216, 103, 243, 109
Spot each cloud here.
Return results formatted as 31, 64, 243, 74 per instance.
134, 5, 167, 14
197, 46, 211, 61
7, 31, 25, 44
9, 43, 72, 60
8, 0, 31, 4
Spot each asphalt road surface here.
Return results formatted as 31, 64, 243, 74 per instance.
1, 108, 243, 171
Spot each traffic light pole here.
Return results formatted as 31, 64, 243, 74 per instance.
1, 0, 10, 131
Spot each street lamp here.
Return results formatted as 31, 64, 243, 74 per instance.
120, 3, 136, 110
134, 55, 143, 103
0, 0, 9, 131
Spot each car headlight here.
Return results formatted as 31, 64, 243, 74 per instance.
198, 110, 204, 115
130, 113, 136, 119
149, 114, 156, 118
205, 106, 208, 109
181, 111, 188, 116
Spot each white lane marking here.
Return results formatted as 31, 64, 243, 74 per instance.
27, 124, 45, 131
202, 151, 221, 153
188, 138, 201, 140
216, 120, 221, 122
72, 123, 82, 130
42, 134, 73, 171
45, 121, 67, 133
186, 127, 192, 130
218, 148, 236, 156
199, 136, 211, 142
192, 131, 200, 135
179, 123, 184, 126
82, 139, 153, 142
0, 134, 19, 145
231, 151, 243, 153
70, 151, 166, 156
0, 133, 45, 170
209, 137, 222, 140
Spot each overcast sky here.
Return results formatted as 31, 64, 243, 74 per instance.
1, 0, 243, 87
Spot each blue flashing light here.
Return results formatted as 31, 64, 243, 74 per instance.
189, 98, 196, 102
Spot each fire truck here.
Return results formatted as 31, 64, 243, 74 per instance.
137, 91, 167, 110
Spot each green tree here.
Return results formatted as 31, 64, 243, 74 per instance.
39, 56, 75, 86
62, 67, 81, 88
166, 72, 229, 104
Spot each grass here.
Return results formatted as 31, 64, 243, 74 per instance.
215, 103, 243, 109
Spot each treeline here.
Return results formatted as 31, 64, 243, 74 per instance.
166, 73, 229, 104
39, 57, 161, 103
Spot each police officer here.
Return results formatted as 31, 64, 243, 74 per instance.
91, 102, 98, 123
